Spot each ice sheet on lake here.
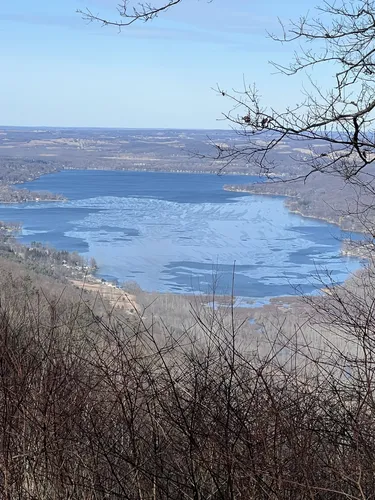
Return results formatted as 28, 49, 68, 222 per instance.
58, 194, 359, 297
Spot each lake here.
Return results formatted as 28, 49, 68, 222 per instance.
0, 170, 362, 301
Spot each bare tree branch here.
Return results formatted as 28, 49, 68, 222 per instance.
77, 0, 184, 27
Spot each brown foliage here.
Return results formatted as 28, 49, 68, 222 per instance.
0, 265, 372, 499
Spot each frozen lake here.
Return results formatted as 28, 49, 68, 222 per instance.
0, 170, 362, 299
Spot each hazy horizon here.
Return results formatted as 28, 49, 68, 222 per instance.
0, 124, 234, 131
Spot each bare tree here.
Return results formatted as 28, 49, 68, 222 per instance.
78, 0, 184, 28
79, 0, 375, 183
214, 0, 375, 184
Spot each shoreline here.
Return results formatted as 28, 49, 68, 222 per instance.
287, 208, 344, 230
0, 198, 66, 204
69, 277, 140, 315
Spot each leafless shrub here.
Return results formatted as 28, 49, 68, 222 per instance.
0, 260, 372, 498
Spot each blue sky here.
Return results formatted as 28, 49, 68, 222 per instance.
0, 0, 325, 128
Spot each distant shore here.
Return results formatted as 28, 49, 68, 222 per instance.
63, 166, 260, 176
0, 198, 66, 204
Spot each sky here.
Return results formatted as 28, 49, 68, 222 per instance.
0, 0, 327, 129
